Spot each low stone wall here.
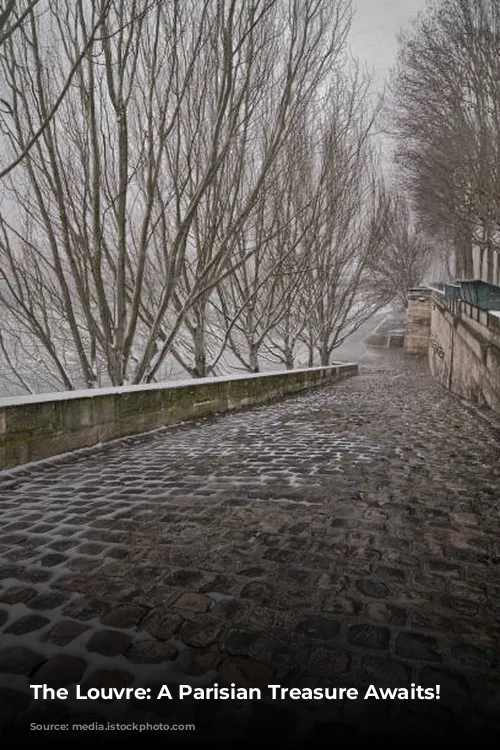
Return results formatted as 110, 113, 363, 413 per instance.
0, 364, 357, 470
428, 293, 500, 413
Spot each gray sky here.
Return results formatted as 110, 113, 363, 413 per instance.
350, 0, 427, 90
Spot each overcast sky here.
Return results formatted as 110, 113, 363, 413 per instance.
350, 0, 427, 90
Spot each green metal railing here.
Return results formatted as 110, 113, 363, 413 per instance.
457, 279, 500, 310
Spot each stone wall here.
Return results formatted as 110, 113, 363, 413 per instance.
0, 364, 357, 470
428, 294, 500, 413
405, 288, 500, 414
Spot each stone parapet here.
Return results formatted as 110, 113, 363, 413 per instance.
0, 364, 357, 470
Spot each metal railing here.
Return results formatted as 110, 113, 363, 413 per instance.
428, 279, 500, 311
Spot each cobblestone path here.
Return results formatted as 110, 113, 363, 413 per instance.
0, 352, 499, 743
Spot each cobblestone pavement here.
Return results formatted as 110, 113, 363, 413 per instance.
0, 352, 500, 743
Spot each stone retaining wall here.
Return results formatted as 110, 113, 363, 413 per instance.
428, 293, 500, 414
405, 288, 500, 414
0, 364, 357, 470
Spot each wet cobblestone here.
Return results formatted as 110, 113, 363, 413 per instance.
0, 352, 499, 742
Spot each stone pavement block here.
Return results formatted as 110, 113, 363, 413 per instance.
348, 624, 390, 651
100, 604, 148, 628
42, 619, 91, 646
308, 646, 351, 679
376, 565, 407, 582
141, 610, 183, 639
222, 629, 275, 662
125, 640, 178, 663
98, 561, 131, 578
54, 575, 104, 593
5, 614, 50, 635
0, 647, 46, 676
49, 540, 76, 552
105, 546, 130, 559
67, 556, 102, 572
86, 630, 132, 656
240, 580, 274, 603
396, 632, 442, 662
173, 592, 211, 613
355, 579, 389, 598
180, 615, 223, 647
163, 569, 204, 587
210, 598, 252, 622
295, 615, 340, 640
3, 548, 37, 562
62, 598, 110, 620
411, 610, 455, 632
367, 601, 407, 626
321, 594, 361, 615
32, 654, 87, 687
40, 553, 67, 567
201, 573, 242, 595
28, 592, 69, 610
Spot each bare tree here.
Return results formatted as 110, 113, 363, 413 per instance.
218, 60, 393, 373
0, 1, 39, 46
368, 196, 434, 308
213, 158, 310, 373
0, 0, 359, 393
255, 128, 325, 370
0, 0, 113, 179
391, 0, 500, 283
294, 69, 391, 367
159, 0, 353, 379
1, 0, 214, 388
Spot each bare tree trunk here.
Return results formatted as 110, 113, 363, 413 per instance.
249, 342, 260, 373
284, 341, 294, 370
193, 311, 207, 379
319, 345, 329, 367
307, 333, 315, 368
